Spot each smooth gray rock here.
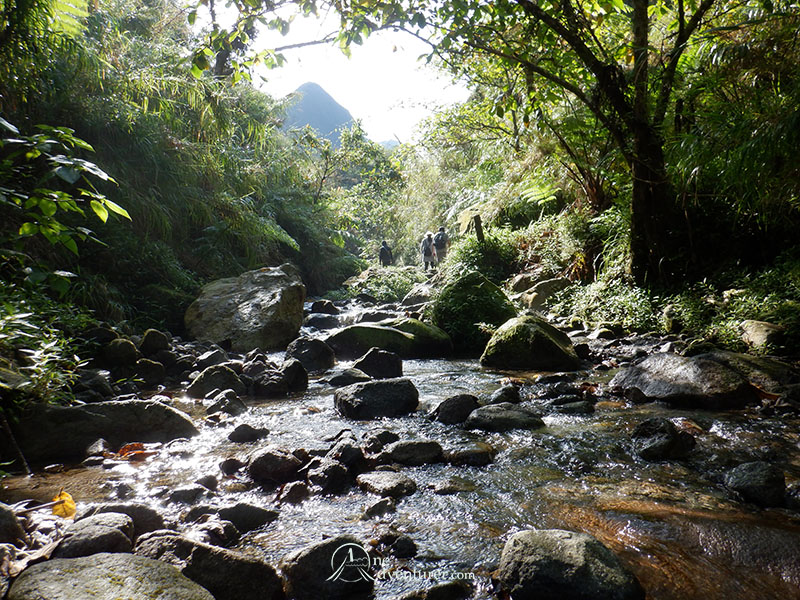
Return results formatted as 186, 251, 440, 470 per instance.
430, 394, 480, 424
52, 512, 133, 558
228, 423, 269, 443
464, 402, 545, 432
327, 368, 372, 387
135, 531, 284, 600
353, 347, 403, 379
248, 448, 303, 483
286, 336, 336, 373
383, 439, 443, 466
724, 461, 786, 507
184, 263, 306, 353
139, 328, 171, 356
183, 503, 278, 533
357, 471, 417, 498
8, 552, 214, 600
280, 535, 373, 600
76, 503, 165, 540
497, 529, 644, 600
334, 378, 419, 419
188, 365, 246, 398
610, 353, 758, 408
445, 441, 494, 466
7, 400, 197, 465
307, 459, 351, 494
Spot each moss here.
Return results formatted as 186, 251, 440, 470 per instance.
480, 315, 581, 371
386, 317, 453, 356
430, 271, 517, 355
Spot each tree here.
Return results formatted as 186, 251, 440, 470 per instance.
198, 0, 799, 284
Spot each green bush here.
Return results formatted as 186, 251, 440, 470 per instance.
551, 278, 659, 332
337, 266, 426, 303
430, 270, 517, 355
445, 228, 519, 284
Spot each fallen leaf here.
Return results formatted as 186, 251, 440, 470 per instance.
118, 442, 145, 457
51, 489, 76, 519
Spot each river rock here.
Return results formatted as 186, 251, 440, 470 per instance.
184, 515, 239, 548
280, 535, 374, 600
353, 347, 403, 379
327, 367, 372, 387
334, 378, 419, 419
464, 403, 545, 432
445, 441, 494, 466
384, 318, 453, 356
357, 471, 417, 498
325, 324, 415, 358
195, 348, 229, 370
488, 384, 522, 404
609, 353, 757, 408
7, 552, 214, 600
136, 358, 166, 386
430, 271, 517, 355
184, 263, 306, 353
207, 389, 247, 416
430, 394, 480, 424
326, 438, 366, 472
307, 459, 351, 494
724, 461, 786, 507
286, 336, 336, 373
187, 365, 246, 398
5, 400, 197, 465
169, 485, 210, 505
401, 282, 435, 305
185, 503, 278, 534
228, 423, 269, 443
76, 503, 165, 540
383, 439, 443, 466
140, 328, 171, 356
135, 530, 284, 600
102, 337, 139, 367
0, 502, 27, 546
281, 358, 308, 392
52, 512, 133, 558
740, 319, 784, 349
699, 350, 800, 393
310, 299, 339, 315
304, 313, 340, 329
630, 418, 696, 461
497, 529, 645, 600
480, 315, 581, 371
72, 369, 114, 402
248, 448, 303, 484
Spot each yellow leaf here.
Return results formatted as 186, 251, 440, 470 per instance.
52, 489, 76, 519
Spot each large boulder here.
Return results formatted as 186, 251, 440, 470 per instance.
480, 315, 581, 371
135, 530, 284, 600
724, 461, 786, 507
464, 403, 545, 432
280, 535, 374, 600
5, 400, 198, 465
334, 378, 419, 419
497, 529, 645, 600
430, 271, 517, 355
384, 318, 453, 357
184, 263, 306, 352
699, 351, 800, 393
518, 277, 571, 310
326, 318, 453, 359
8, 552, 214, 600
609, 353, 758, 408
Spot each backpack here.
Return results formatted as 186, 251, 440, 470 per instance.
433, 231, 448, 249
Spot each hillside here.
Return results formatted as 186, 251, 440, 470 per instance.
283, 82, 355, 146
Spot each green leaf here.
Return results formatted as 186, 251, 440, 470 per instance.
0, 117, 19, 134
39, 198, 57, 217
55, 166, 81, 184
103, 199, 131, 220
188, 10, 197, 25
18, 222, 39, 236
90, 200, 109, 223
62, 236, 79, 255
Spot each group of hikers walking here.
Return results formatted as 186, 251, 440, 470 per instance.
378, 226, 450, 271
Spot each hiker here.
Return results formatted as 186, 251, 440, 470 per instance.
420, 231, 437, 271
433, 226, 449, 266
379, 240, 393, 267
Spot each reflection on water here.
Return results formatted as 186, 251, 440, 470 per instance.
3, 355, 800, 599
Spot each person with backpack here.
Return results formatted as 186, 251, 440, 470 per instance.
379, 240, 393, 267
420, 231, 437, 271
433, 226, 449, 266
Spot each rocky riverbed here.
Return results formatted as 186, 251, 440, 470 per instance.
2, 289, 800, 600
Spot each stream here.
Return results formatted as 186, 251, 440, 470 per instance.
3, 308, 800, 600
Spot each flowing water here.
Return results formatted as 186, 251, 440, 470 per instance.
4, 328, 800, 599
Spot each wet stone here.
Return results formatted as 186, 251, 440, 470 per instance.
280, 481, 311, 504
430, 394, 480, 425
724, 461, 786, 507
445, 441, 494, 467
631, 417, 696, 461
53, 512, 133, 559
383, 439, 444, 466
353, 347, 403, 379
228, 423, 269, 443
356, 471, 417, 498
363, 497, 397, 518
464, 402, 545, 432
488, 384, 521, 405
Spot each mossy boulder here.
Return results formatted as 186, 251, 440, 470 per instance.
480, 315, 582, 371
430, 271, 516, 355
325, 319, 452, 359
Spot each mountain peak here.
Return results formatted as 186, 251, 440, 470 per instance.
284, 82, 355, 146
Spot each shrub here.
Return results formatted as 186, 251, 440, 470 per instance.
445, 228, 519, 284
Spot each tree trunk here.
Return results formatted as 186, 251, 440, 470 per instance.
629, 124, 678, 285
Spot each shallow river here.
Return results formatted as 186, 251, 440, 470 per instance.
4, 352, 800, 599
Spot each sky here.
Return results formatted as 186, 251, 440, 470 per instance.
252, 12, 471, 143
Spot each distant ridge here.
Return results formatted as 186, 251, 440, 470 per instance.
283, 82, 355, 147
